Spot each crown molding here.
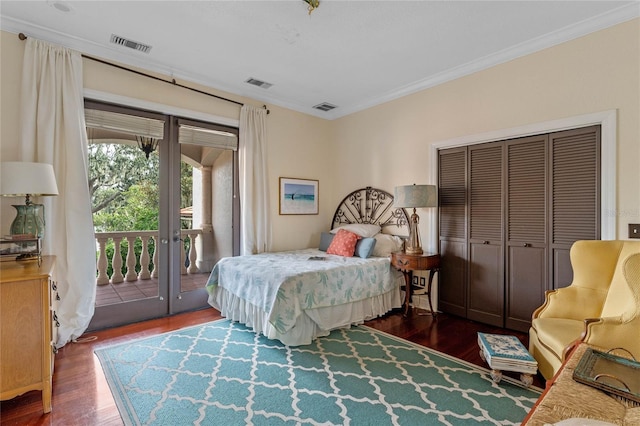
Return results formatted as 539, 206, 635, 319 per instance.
3, 3, 638, 121
1, 16, 333, 120
334, 3, 640, 119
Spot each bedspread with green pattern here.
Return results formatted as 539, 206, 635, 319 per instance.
206, 249, 398, 334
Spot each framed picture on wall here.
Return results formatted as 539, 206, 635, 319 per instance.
279, 177, 319, 215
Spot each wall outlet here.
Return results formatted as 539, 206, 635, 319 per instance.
629, 224, 640, 239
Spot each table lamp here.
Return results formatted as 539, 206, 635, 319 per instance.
394, 184, 437, 255
0, 162, 59, 239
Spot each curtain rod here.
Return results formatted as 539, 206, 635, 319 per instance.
18, 32, 270, 115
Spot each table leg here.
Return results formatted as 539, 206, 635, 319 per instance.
426, 268, 438, 318
402, 270, 412, 316
490, 370, 503, 383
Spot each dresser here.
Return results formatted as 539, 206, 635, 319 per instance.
0, 256, 57, 413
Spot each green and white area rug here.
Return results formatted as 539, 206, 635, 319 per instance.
95, 319, 540, 426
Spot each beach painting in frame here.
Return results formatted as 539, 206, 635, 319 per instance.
279, 177, 319, 215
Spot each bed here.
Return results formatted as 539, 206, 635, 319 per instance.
205, 187, 410, 346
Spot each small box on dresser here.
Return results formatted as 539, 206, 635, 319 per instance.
0, 256, 56, 413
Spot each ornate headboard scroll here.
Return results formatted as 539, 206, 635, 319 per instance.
331, 187, 410, 235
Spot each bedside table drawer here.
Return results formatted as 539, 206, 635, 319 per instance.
391, 252, 440, 271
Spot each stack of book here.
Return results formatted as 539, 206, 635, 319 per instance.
478, 332, 538, 375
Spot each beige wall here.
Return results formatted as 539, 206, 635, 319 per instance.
0, 30, 334, 252
333, 18, 640, 245
2, 18, 639, 251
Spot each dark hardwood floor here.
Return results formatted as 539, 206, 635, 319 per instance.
0, 308, 544, 425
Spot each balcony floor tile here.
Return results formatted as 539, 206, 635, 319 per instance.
95, 274, 208, 307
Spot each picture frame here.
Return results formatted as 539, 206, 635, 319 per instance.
279, 177, 319, 215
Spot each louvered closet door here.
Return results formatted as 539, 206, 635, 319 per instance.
438, 147, 467, 317
436, 126, 600, 328
467, 142, 504, 327
505, 136, 547, 332
550, 126, 600, 289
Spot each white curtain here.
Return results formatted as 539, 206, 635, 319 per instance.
20, 38, 96, 348
239, 105, 271, 255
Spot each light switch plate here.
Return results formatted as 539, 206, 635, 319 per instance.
629, 224, 640, 239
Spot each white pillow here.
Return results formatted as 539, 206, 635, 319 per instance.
331, 224, 381, 238
372, 234, 404, 257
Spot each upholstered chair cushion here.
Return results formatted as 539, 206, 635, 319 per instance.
530, 318, 585, 362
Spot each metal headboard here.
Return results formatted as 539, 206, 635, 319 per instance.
331, 186, 410, 235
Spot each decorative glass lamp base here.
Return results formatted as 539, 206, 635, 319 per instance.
10, 203, 45, 238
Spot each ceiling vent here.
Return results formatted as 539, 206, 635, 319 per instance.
110, 34, 152, 54
313, 102, 338, 112
245, 78, 273, 89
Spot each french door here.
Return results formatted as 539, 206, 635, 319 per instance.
87, 101, 238, 330
167, 117, 239, 313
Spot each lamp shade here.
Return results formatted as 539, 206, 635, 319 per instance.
0, 162, 59, 197
394, 184, 437, 208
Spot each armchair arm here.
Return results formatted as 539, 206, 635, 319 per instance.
578, 316, 640, 360
533, 286, 606, 321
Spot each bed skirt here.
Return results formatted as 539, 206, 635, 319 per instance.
208, 283, 403, 346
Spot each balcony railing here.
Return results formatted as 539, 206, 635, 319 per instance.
95, 229, 203, 285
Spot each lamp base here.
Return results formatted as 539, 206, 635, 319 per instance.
10, 203, 45, 238
404, 246, 423, 255
405, 208, 423, 255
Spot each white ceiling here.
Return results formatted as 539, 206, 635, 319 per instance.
1, 1, 638, 120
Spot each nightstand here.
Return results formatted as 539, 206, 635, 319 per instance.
390, 251, 441, 317
0, 256, 56, 413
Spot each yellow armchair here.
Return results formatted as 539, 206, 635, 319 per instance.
529, 240, 640, 380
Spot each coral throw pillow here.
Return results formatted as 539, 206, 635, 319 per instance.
326, 229, 360, 257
